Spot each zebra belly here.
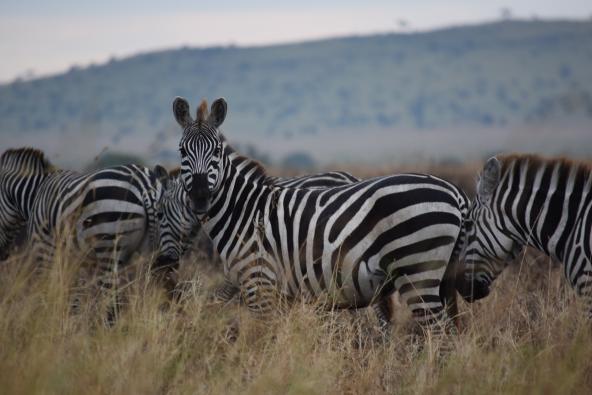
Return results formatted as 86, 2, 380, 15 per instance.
331, 256, 387, 308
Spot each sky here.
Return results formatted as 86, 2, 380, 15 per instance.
0, 0, 591, 83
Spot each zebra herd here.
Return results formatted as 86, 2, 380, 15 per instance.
1, 96, 592, 346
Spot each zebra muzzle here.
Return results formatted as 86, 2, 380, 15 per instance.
189, 173, 211, 215
456, 275, 491, 303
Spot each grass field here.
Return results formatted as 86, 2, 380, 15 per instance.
1, 164, 592, 394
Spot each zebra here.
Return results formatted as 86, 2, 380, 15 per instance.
457, 154, 592, 317
155, 167, 410, 328
0, 147, 171, 318
172, 97, 469, 338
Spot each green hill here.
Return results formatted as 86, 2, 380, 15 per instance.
1, 20, 591, 166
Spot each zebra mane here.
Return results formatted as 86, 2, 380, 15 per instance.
225, 142, 270, 184
197, 100, 209, 123
0, 147, 54, 175
499, 153, 591, 173
498, 153, 592, 186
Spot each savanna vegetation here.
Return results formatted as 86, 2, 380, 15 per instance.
1, 164, 591, 394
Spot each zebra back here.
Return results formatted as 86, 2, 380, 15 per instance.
27, 164, 166, 267
156, 169, 359, 263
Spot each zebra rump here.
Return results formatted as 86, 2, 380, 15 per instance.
1, 147, 169, 290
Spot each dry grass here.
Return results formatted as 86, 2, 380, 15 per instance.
2, 162, 592, 394
1, 246, 591, 395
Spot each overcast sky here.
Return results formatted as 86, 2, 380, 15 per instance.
0, 0, 590, 83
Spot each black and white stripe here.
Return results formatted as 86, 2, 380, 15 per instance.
1, 148, 168, 299
158, 169, 367, 311
28, 165, 165, 275
458, 154, 592, 316
174, 98, 468, 334
157, 169, 359, 266
0, 148, 53, 261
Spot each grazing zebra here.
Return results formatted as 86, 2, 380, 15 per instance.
0, 148, 171, 316
172, 97, 468, 337
457, 154, 592, 316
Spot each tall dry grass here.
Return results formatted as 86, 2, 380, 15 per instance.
2, 161, 592, 394
1, 246, 591, 395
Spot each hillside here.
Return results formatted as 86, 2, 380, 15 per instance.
1, 20, 591, 166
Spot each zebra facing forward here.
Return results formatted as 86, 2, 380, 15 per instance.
173, 97, 468, 337
0, 148, 171, 316
457, 154, 592, 316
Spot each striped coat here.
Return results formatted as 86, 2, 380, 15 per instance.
173, 97, 468, 333
458, 154, 592, 317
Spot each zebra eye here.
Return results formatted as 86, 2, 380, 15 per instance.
213, 146, 221, 156
157, 211, 164, 220
179, 147, 187, 157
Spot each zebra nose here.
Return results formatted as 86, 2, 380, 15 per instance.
457, 276, 490, 303
190, 173, 210, 214
155, 254, 179, 270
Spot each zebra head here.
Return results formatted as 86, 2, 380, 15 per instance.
173, 97, 227, 216
458, 156, 523, 302
155, 168, 201, 265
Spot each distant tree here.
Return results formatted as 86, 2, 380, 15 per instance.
242, 144, 272, 166
281, 152, 316, 170
500, 8, 512, 20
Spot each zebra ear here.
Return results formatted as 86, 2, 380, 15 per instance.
173, 97, 193, 128
478, 156, 501, 202
154, 165, 169, 189
208, 98, 227, 128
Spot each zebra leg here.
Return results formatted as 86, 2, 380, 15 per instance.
95, 259, 123, 326
216, 261, 278, 342
372, 296, 393, 335
209, 279, 240, 304
398, 259, 457, 356
239, 262, 279, 315
574, 268, 592, 319
440, 249, 462, 333
152, 256, 181, 301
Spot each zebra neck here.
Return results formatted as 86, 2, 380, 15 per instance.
201, 155, 272, 260
11, 173, 47, 221
495, 161, 592, 262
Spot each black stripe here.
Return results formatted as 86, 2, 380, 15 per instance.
83, 211, 144, 228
